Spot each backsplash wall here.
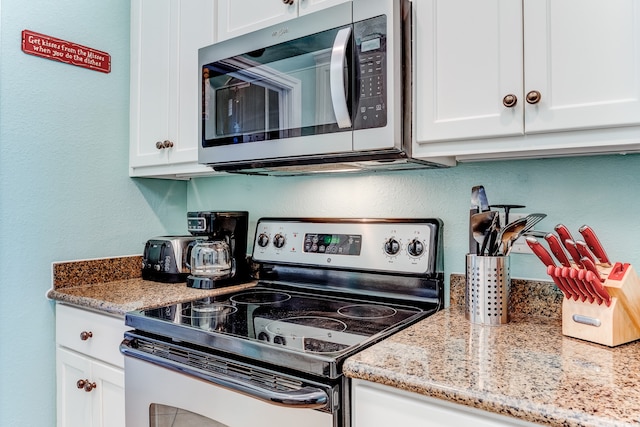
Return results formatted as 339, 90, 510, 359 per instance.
188, 153, 640, 288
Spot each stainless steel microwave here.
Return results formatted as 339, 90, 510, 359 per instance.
198, 0, 452, 175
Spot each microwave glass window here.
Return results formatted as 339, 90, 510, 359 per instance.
202, 26, 353, 147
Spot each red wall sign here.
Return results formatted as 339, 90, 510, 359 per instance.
21, 30, 111, 74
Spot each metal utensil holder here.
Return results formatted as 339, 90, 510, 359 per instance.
465, 254, 511, 325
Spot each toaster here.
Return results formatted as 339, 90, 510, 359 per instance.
142, 236, 198, 283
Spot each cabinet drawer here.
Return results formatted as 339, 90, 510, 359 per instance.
56, 304, 128, 368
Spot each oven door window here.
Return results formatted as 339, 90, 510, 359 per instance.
202, 25, 354, 148
150, 404, 228, 427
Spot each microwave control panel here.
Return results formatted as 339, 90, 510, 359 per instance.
353, 15, 387, 130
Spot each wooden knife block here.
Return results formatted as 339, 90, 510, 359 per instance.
562, 263, 640, 347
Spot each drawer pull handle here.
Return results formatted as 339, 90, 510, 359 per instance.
76, 379, 97, 392
80, 331, 93, 341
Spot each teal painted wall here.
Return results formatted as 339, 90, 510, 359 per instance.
188, 154, 640, 293
0, 0, 187, 425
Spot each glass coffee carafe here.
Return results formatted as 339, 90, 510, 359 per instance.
188, 239, 235, 280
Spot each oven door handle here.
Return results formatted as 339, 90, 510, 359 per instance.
120, 339, 329, 409
330, 26, 353, 129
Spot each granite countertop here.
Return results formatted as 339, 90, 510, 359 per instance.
46, 255, 257, 316
343, 275, 640, 427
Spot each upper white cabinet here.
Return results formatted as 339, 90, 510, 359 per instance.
217, 0, 351, 41
129, 0, 218, 178
412, 0, 640, 160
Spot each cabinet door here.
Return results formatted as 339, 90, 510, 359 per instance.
92, 360, 125, 427
413, 0, 524, 143
298, 0, 351, 16
523, 0, 640, 134
57, 348, 92, 427
217, 0, 297, 41
130, 0, 173, 168
170, 0, 217, 165
352, 380, 537, 427
130, 0, 216, 176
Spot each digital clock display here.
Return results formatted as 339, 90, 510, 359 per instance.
303, 233, 362, 256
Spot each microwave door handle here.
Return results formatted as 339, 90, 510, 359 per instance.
330, 27, 352, 129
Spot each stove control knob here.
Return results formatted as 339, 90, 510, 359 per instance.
407, 239, 425, 257
384, 238, 400, 256
257, 233, 270, 248
273, 335, 286, 346
273, 233, 286, 249
258, 332, 270, 342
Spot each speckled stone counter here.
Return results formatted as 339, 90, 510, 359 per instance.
46, 255, 257, 316
344, 274, 640, 427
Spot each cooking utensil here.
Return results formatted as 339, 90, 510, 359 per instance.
554, 224, 582, 264
469, 187, 481, 254
490, 204, 525, 225
473, 185, 490, 212
480, 212, 500, 256
522, 213, 547, 234
585, 270, 612, 306
497, 217, 527, 255
525, 237, 572, 299
580, 256, 603, 282
544, 232, 572, 268
579, 225, 612, 267
575, 240, 597, 267
570, 267, 596, 304
556, 266, 581, 301
471, 210, 498, 252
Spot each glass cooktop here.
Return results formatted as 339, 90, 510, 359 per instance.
129, 286, 426, 356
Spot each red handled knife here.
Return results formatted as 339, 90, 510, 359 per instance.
555, 224, 582, 264
544, 233, 572, 267
576, 268, 602, 305
575, 240, 598, 267
580, 256, 603, 282
578, 225, 612, 267
555, 267, 580, 301
525, 237, 571, 299
585, 270, 611, 306
566, 267, 592, 303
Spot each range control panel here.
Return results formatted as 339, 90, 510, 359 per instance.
251, 218, 441, 275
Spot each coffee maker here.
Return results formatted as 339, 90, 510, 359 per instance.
186, 211, 250, 289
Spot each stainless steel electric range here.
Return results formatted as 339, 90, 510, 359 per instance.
120, 218, 444, 427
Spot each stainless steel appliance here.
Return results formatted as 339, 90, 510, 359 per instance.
141, 236, 198, 283
186, 211, 250, 289
121, 217, 444, 427
197, 0, 453, 175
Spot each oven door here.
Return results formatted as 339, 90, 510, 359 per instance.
124, 355, 335, 427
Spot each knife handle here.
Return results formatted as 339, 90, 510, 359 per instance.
544, 233, 572, 267
580, 256, 603, 282
526, 237, 555, 267
576, 268, 602, 305
585, 270, 611, 306
545, 265, 571, 299
562, 239, 583, 266
578, 225, 611, 266
563, 267, 588, 302
575, 240, 597, 266
555, 267, 580, 301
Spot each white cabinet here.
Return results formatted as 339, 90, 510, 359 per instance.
412, 0, 640, 161
129, 0, 219, 179
352, 380, 539, 427
217, 0, 351, 41
56, 304, 128, 427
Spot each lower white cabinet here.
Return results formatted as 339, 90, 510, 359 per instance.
352, 380, 539, 427
56, 304, 128, 427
